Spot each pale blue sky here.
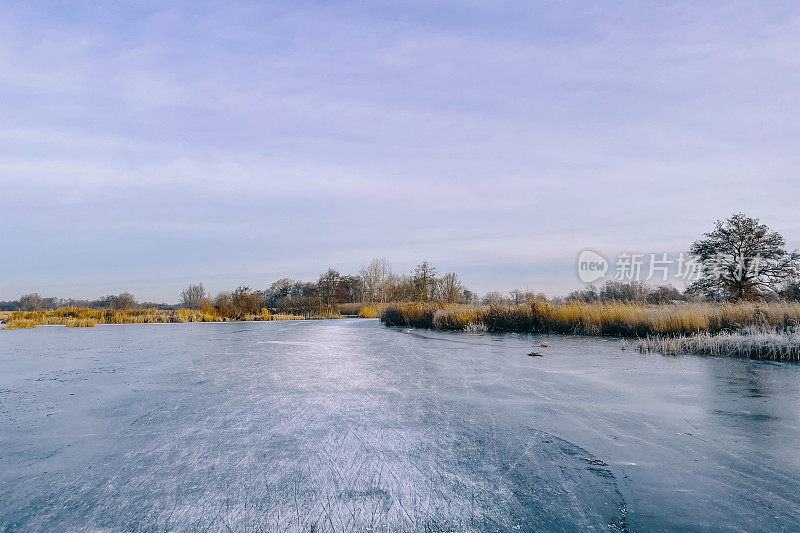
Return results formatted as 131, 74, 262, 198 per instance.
2, 1, 799, 301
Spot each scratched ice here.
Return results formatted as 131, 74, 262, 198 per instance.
1, 320, 799, 531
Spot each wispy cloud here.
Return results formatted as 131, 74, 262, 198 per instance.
1, 1, 799, 300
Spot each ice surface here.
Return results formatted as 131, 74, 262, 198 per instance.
1, 320, 799, 531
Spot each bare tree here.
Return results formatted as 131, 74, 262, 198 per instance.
688, 213, 800, 300
339, 275, 364, 303
103, 292, 137, 310
413, 261, 438, 302
646, 285, 685, 304
481, 291, 506, 305
19, 293, 44, 311
438, 272, 464, 303
384, 272, 414, 302
265, 278, 295, 306
230, 285, 266, 318
316, 268, 341, 306
180, 283, 207, 309
360, 258, 392, 302
462, 289, 478, 303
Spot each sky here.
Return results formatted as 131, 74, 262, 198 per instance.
1, 0, 799, 301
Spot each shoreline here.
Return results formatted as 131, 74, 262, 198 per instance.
379, 302, 800, 361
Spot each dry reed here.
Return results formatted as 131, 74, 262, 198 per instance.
357, 304, 383, 318
3, 319, 37, 329
1, 306, 295, 329
383, 301, 800, 337
65, 318, 97, 327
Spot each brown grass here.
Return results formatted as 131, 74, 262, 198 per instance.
65, 318, 97, 327
381, 303, 460, 328
357, 303, 383, 318
3, 319, 37, 329
336, 302, 385, 318
382, 301, 800, 337
337, 302, 363, 315
0, 306, 308, 329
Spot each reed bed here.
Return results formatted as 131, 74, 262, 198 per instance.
335, 302, 385, 318
0, 306, 320, 329
3, 319, 37, 329
357, 303, 384, 318
638, 328, 800, 361
382, 301, 800, 360
382, 301, 800, 337
1, 308, 217, 327
65, 318, 97, 327
316, 310, 346, 320
382, 303, 464, 328
337, 302, 363, 316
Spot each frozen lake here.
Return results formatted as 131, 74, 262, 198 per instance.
1, 319, 799, 531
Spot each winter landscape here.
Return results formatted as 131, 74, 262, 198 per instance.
2, 2, 800, 531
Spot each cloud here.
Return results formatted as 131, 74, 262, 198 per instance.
1, 1, 799, 300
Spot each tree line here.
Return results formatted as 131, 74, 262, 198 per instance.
175, 261, 477, 317
3, 214, 799, 312
0, 292, 172, 312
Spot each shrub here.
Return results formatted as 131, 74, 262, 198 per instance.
229, 286, 267, 319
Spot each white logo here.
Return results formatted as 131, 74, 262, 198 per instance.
577, 250, 608, 283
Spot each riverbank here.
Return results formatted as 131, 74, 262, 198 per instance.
7, 302, 800, 361
381, 301, 800, 335
637, 327, 800, 361
1, 307, 342, 329
380, 302, 800, 360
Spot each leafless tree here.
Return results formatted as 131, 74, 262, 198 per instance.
230, 285, 266, 318
360, 258, 392, 302
103, 292, 137, 310
19, 293, 44, 311
413, 261, 438, 302
437, 272, 465, 303
481, 291, 506, 305
339, 275, 364, 303
509, 290, 526, 305
180, 283, 207, 309
316, 268, 341, 307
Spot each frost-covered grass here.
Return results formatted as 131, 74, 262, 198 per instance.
270, 313, 309, 321
638, 327, 800, 361
463, 322, 488, 333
